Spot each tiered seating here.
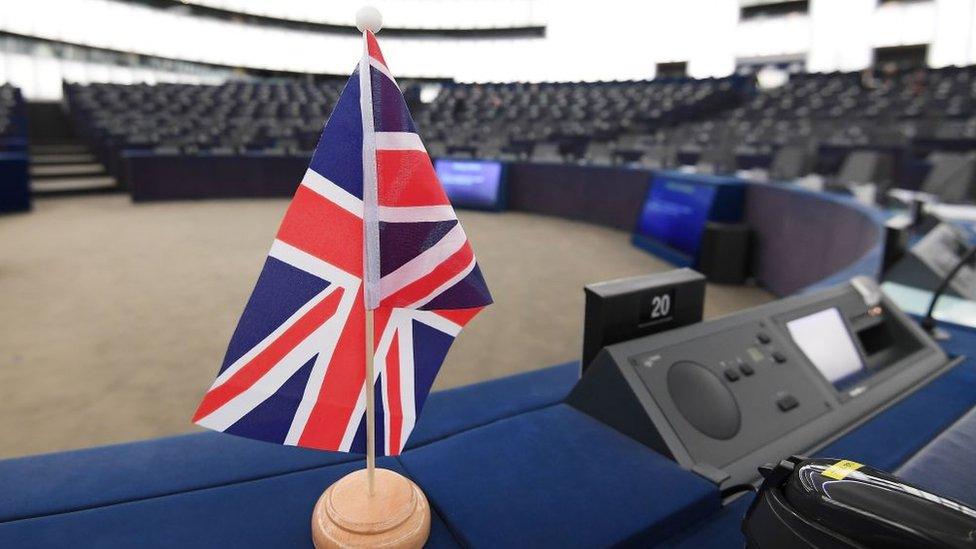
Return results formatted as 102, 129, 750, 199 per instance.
64, 80, 352, 196
64, 77, 746, 196
66, 80, 346, 156
0, 84, 29, 213
699, 68, 975, 149
62, 66, 976, 202
69, 78, 745, 165
414, 79, 743, 164
670, 67, 976, 188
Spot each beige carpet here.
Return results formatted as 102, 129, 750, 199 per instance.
0, 195, 772, 458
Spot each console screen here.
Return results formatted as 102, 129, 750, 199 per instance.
786, 308, 867, 391
434, 159, 505, 210
634, 178, 717, 258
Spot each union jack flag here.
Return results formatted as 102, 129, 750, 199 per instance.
192, 31, 491, 456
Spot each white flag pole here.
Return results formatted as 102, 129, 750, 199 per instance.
356, 6, 384, 500
365, 309, 376, 496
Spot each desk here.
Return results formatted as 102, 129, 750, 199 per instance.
0, 151, 29, 213
882, 281, 976, 328
2, 327, 975, 548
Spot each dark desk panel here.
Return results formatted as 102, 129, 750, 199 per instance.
506, 162, 652, 231
744, 183, 886, 296
124, 151, 310, 202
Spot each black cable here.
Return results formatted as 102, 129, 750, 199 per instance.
921, 244, 976, 332
720, 483, 758, 500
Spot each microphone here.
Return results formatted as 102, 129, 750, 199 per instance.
920, 244, 976, 336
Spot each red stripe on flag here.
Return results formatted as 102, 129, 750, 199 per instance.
382, 243, 474, 308
277, 185, 363, 277
434, 307, 484, 327
366, 31, 386, 66
192, 288, 345, 422
376, 150, 450, 207
297, 288, 368, 450
385, 331, 403, 455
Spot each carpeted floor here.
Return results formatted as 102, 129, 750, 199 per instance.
0, 195, 772, 458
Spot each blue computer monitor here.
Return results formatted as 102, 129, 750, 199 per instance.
633, 172, 745, 266
434, 159, 506, 211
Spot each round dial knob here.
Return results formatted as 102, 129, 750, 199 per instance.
667, 360, 741, 440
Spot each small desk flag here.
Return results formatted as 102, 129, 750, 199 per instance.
193, 30, 492, 456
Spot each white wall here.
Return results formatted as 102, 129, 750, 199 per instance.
184, 0, 543, 30
426, 0, 976, 80
545, 0, 976, 79
0, 0, 548, 78
0, 52, 230, 100
2, 0, 976, 100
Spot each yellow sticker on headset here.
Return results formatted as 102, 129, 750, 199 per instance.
821, 460, 864, 480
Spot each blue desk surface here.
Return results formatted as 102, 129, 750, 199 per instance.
2, 324, 975, 549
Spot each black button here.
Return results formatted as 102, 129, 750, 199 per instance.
724, 368, 740, 382
740, 363, 755, 376
757, 332, 771, 344
777, 394, 799, 412
772, 351, 787, 363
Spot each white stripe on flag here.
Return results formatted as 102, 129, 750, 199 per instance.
338, 388, 366, 452
379, 223, 467, 300
369, 57, 397, 88
381, 337, 391, 456
336, 347, 384, 452
409, 310, 464, 337
396, 313, 417, 454
374, 309, 401, 362
376, 132, 425, 152
283, 280, 361, 445
268, 239, 359, 289
377, 205, 456, 223
337, 307, 403, 452
197, 294, 349, 433
371, 308, 402, 454
208, 284, 340, 389
301, 169, 364, 218
407, 254, 478, 309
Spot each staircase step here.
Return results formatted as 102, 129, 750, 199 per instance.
32, 176, 117, 194
30, 163, 105, 177
30, 143, 89, 155
31, 153, 97, 165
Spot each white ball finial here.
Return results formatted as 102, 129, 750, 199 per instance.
356, 6, 383, 33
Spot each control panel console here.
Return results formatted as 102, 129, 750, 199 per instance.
568, 278, 952, 487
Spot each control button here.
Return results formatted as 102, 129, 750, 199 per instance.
739, 363, 755, 376
772, 351, 787, 363
724, 368, 740, 382
757, 332, 771, 344
777, 394, 799, 412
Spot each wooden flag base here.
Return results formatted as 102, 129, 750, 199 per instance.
311, 468, 431, 549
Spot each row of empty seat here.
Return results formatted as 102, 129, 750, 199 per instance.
415, 78, 744, 162
668, 67, 976, 177
66, 80, 346, 154
60, 65, 976, 203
